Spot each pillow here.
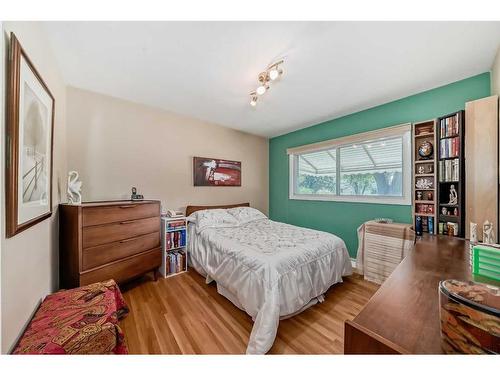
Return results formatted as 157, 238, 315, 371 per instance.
187, 209, 239, 233
227, 207, 267, 225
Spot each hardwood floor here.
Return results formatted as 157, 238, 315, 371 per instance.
120, 270, 378, 354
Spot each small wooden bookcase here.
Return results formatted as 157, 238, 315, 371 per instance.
412, 119, 438, 235
159, 216, 188, 278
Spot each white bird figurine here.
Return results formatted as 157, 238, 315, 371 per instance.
67, 170, 82, 204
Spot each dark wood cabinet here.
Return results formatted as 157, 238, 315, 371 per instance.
59, 200, 161, 288
437, 110, 466, 237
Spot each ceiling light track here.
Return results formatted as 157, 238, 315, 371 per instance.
249, 59, 284, 107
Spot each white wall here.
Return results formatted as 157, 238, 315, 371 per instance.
1, 22, 67, 353
66, 86, 269, 214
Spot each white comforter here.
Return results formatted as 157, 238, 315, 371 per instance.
187, 208, 352, 354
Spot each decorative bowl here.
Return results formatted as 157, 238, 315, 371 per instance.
418, 141, 434, 158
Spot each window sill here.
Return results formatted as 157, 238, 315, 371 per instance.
289, 194, 411, 205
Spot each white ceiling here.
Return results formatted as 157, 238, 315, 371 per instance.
42, 21, 500, 138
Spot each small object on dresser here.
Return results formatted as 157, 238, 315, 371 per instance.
418, 140, 434, 159
374, 218, 393, 224
448, 184, 458, 205
483, 221, 495, 244
416, 178, 433, 189
470, 222, 478, 243
446, 222, 458, 236
165, 209, 184, 218
131, 187, 144, 200
447, 222, 453, 236
67, 171, 82, 205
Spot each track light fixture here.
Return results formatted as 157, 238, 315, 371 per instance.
249, 59, 284, 106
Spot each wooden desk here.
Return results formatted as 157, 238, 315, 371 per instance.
345, 235, 475, 354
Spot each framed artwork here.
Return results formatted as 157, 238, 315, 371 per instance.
193, 157, 241, 186
6, 33, 55, 237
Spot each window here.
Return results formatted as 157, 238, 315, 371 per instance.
296, 149, 337, 195
289, 124, 411, 205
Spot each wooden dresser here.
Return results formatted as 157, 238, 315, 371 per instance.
59, 200, 161, 288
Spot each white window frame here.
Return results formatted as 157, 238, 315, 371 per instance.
288, 123, 412, 205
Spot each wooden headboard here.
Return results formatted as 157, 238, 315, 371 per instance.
185, 202, 250, 217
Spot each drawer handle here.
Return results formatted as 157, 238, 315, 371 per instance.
120, 237, 138, 243
119, 205, 137, 209
120, 220, 136, 224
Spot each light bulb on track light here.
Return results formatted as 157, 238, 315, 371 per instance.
249, 93, 258, 107
269, 68, 279, 81
256, 85, 266, 95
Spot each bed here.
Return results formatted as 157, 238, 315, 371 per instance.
186, 203, 352, 354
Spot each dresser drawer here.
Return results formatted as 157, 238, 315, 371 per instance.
82, 202, 159, 227
80, 247, 161, 285
82, 231, 160, 271
83, 216, 160, 248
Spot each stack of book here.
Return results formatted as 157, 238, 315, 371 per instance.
415, 216, 434, 235
166, 250, 186, 275
438, 159, 460, 182
439, 137, 460, 158
166, 219, 186, 231
439, 114, 459, 137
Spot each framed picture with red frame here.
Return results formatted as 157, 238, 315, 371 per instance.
193, 157, 241, 186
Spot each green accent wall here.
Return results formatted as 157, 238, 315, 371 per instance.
269, 72, 491, 257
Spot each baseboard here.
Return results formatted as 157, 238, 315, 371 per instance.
350, 257, 361, 274
350, 258, 357, 268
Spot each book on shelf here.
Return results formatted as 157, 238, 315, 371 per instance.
438, 222, 459, 236
167, 219, 186, 230
439, 137, 460, 159
438, 159, 459, 182
166, 250, 186, 275
166, 229, 186, 249
415, 216, 434, 235
169, 252, 175, 273
440, 114, 459, 138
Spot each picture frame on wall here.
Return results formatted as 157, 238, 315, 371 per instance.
193, 157, 241, 186
6, 33, 55, 237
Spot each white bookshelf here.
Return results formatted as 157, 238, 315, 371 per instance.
159, 216, 188, 278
